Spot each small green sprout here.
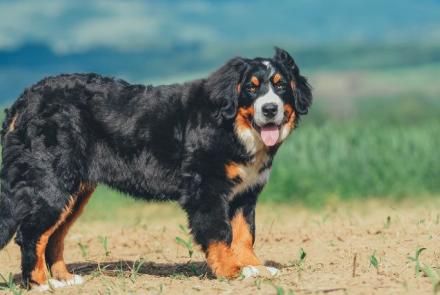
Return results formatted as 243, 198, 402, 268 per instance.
175, 225, 194, 259
0, 273, 22, 295
369, 251, 379, 272
422, 264, 440, 294
384, 216, 391, 229
408, 247, 427, 276
78, 242, 89, 258
98, 235, 111, 256
289, 248, 307, 267
130, 259, 145, 283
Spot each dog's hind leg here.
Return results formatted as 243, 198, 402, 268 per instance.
18, 183, 94, 290
19, 197, 77, 289
45, 183, 96, 282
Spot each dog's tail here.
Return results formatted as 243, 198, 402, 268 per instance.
0, 108, 21, 249
0, 92, 31, 249
0, 185, 24, 249
1, 107, 14, 145
1, 89, 29, 145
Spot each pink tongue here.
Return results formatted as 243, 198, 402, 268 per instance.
260, 126, 280, 147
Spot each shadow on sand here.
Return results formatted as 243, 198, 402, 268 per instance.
1, 260, 210, 288
1, 259, 286, 288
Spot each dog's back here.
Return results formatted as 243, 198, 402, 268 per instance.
0, 73, 202, 251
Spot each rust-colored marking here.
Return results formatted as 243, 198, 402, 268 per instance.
231, 211, 260, 266
290, 80, 297, 90
7, 114, 18, 132
284, 104, 296, 130
205, 210, 261, 278
225, 162, 240, 180
31, 197, 76, 284
251, 76, 260, 87
31, 182, 95, 284
206, 242, 241, 278
273, 73, 282, 84
235, 107, 254, 130
46, 183, 96, 280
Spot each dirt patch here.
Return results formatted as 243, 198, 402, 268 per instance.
2, 200, 440, 294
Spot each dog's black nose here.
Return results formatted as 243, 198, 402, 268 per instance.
262, 103, 278, 118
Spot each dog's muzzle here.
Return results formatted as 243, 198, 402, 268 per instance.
253, 87, 284, 147
261, 103, 278, 119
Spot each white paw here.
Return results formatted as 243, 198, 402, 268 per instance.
34, 284, 50, 292
66, 274, 85, 286
34, 275, 84, 292
241, 265, 259, 278
266, 266, 280, 276
241, 265, 280, 279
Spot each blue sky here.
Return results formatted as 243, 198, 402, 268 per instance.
1, 0, 440, 54
1, 0, 440, 104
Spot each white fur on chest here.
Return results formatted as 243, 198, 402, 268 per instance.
228, 150, 271, 200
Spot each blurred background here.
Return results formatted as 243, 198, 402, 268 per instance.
0, 0, 439, 210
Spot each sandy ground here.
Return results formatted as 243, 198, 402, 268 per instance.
2, 199, 440, 294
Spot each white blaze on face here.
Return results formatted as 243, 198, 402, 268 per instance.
253, 62, 284, 147
262, 61, 274, 74
253, 86, 284, 127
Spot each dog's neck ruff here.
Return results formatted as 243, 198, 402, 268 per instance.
228, 123, 273, 200
234, 122, 266, 156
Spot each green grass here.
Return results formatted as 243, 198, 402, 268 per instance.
82, 186, 136, 220
262, 119, 440, 206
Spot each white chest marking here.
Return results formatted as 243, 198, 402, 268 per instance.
234, 124, 263, 155
228, 150, 271, 200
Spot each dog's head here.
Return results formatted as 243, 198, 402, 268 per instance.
207, 47, 312, 152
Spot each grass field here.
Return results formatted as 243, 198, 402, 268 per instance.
265, 119, 440, 206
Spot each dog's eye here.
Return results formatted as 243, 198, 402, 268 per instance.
247, 86, 257, 93
274, 83, 285, 90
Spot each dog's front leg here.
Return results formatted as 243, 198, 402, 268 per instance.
227, 187, 279, 278
228, 187, 261, 267
180, 175, 242, 278
186, 200, 242, 278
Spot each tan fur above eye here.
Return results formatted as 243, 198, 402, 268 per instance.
251, 76, 260, 87
273, 73, 282, 84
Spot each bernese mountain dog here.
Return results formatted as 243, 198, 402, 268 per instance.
0, 47, 312, 289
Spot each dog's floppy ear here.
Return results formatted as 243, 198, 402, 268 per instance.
206, 57, 248, 122
274, 47, 312, 115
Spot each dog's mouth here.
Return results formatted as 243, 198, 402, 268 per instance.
253, 123, 280, 147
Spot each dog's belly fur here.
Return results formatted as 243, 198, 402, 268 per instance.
88, 142, 183, 200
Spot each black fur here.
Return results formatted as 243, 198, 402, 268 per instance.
273, 47, 312, 114
0, 48, 312, 284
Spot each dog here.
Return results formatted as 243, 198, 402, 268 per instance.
0, 47, 312, 289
